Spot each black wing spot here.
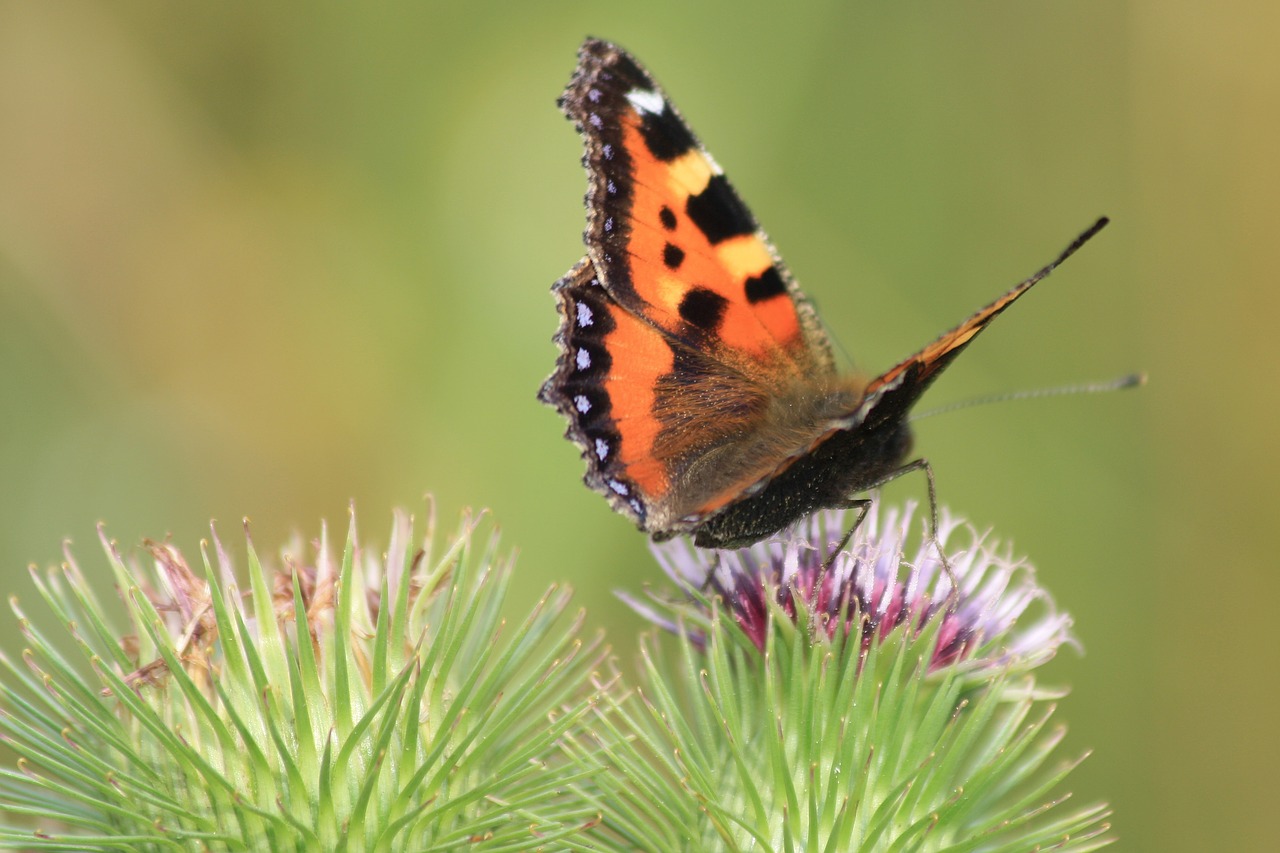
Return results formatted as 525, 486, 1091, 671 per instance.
678, 287, 729, 331
659, 206, 678, 231
685, 175, 755, 245
638, 102, 697, 161
663, 243, 686, 270
744, 267, 788, 303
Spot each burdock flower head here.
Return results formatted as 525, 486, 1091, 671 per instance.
648, 500, 1077, 675
599, 499, 1113, 851
0, 508, 609, 851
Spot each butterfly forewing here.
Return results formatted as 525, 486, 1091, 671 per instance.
561, 39, 835, 380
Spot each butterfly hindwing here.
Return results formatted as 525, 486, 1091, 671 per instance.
539, 259, 653, 525
540, 257, 809, 534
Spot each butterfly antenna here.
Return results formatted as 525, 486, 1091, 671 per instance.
911, 372, 1146, 422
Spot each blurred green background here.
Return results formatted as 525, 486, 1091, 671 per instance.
0, 2, 1273, 849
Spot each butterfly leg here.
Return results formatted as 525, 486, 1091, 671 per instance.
845, 458, 960, 611
821, 499, 871, 572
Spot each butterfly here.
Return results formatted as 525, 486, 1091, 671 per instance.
539, 38, 1108, 549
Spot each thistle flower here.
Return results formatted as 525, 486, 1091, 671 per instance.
599, 500, 1113, 851
646, 501, 1078, 675
0, 507, 608, 851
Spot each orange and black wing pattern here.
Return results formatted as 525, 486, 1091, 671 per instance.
540, 38, 1113, 549
539, 39, 858, 536
561, 39, 833, 379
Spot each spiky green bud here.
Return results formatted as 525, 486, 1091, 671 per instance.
0, 509, 607, 851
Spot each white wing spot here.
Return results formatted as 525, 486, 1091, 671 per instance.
608, 478, 629, 496
589, 112, 603, 128
596, 439, 610, 460
576, 348, 591, 371
629, 498, 644, 515
626, 88, 665, 116
588, 88, 602, 103
574, 394, 591, 413
576, 302, 594, 327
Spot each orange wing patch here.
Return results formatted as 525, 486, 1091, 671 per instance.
620, 116, 806, 363
599, 289, 675, 498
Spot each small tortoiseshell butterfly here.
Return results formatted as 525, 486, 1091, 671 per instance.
540, 38, 1108, 549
